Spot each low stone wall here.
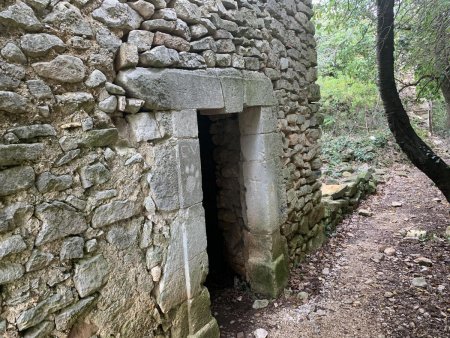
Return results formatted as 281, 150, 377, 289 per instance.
320, 169, 378, 233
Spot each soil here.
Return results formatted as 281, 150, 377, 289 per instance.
210, 146, 450, 337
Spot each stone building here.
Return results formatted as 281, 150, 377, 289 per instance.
0, 0, 323, 336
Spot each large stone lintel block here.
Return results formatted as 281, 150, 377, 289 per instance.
243, 70, 277, 107
239, 106, 278, 135
247, 254, 289, 298
171, 109, 198, 138
208, 68, 244, 113
116, 68, 225, 110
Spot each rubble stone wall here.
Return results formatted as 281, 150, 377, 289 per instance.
0, 0, 321, 336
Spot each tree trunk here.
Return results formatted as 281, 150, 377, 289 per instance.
376, 0, 450, 202
441, 76, 450, 130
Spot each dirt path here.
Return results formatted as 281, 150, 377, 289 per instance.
211, 163, 450, 338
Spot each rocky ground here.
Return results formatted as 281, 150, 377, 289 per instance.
211, 153, 450, 337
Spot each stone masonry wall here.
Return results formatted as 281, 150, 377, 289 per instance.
0, 0, 321, 336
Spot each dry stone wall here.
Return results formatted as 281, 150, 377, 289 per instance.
0, 0, 321, 336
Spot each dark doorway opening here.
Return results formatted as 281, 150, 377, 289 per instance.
198, 113, 243, 291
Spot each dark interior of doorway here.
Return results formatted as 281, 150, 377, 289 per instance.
197, 113, 236, 290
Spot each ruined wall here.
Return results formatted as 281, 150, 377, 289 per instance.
0, 0, 321, 336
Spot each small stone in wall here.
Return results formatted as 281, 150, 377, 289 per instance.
0, 263, 24, 285
139, 46, 180, 67
173, 0, 201, 23
215, 53, 231, 67
0, 91, 28, 114
95, 28, 122, 53
190, 24, 209, 40
60, 237, 84, 260
73, 255, 109, 297
0, 235, 27, 260
116, 43, 139, 70
43, 2, 93, 36
153, 32, 190, 52
151, 266, 161, 282
35, 201, 88, 246
178, 52, 206, 69
25, 249, 54, 272
153, 8, 177, 20
9, 124, 56, 140
26, 80, 54, 100
106, 221, 140, 250
0, 143, 44, 166
56, 92, 95, 114
20, 33, 66, 57
124, 98, 145, 113
1, 42, 27, 65
85, 239, 97, 253
98, 96, 118, 113
85, 69, 107, 88
20, 321, 54, 337
54, 296, 96, 331
105, 82, 126, 95
128, 30, 154, 52
0, 166, 35, 197
0, 1, 42, 32
126, 113, 162, 142
146, 246, 163, 269
128, 0, 155, 19
33, 55, 85, 84
0, 61, 26, 90
79, 162, 111, 188
91, 200, 140, 228
203, 50, 216, 67
79, 128, 119, 148
92, 0, 143, 30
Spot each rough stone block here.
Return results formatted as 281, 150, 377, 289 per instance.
239, 107, 277, 135
0, 91, 28, 114
148, 144, 180, 211
247, 254, 289, 298
35, 201, 88, 246
0, 143, 44, 166
116, 68, 224, 110
139, 46, 180, 67
177, 140, 203, 208
22, 321, 54, 338
0, 202, 33, 234
8, 124, 56, 140
91, 200, 140, 228
20, 33, 66, 57
0, 263, 24, 285
36, 172, 72, 193
0, 235, 27, 259
32, 55, 85, 83
92, 0, 142, 30
0, 166, 35, 197
116, 43, 139, 70
43, 2, 93, 36
243, 71, 277, 107
60, 237, 84, 261
106, 219, 140, 249
0, 2, 42, 32
73, 255, 109, 297
79, 162, 111, 188
26, 249, 54, 272
171, 110, 198, 138
55, 91, 95, 114
54, 296, 96, 331
128, 30, 154, 52
188, 288, 212, 333
153, 32, 190, 52
126, 113, 163, 142
79, 128, 118, 148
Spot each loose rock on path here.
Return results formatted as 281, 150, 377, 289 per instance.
211, 163, 450, 338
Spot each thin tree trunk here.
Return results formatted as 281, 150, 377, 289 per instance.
376, 0, 450, 202
441, 77, 450, 129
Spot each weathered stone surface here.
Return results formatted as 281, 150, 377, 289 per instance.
26, 80, 53, 100
95, 27, 122, 52
178, 52, 206, 69
0, 235, 27, 259
173, 0, 201, 23
36, 172, 72, 193
0, 203, 32, 234
126, 113, 162, 142
92, 0, 143, 30
106, 220, 140, 249
128, 30, 154, 52
25, 249, 54, 272
116, 68, 224, 110
55, 296, 96, 331
24, 0, 50, 11
239, 107, 277, 135
23, 321, 54, 338
190, 24, 209, 39
1, 42, 27, 64
153, 32, 190, 52
146, 246, 163, 269
148, 145, 179, 210
123, 98, 144, 113
16, 292, 74, 331
0, 91, 28, 114
43, 2, 93, 36
73, 255, 109, 297
0, 144, 44, 166
141, 18, 190, 40
171, 109, 198, 138
33, 55, 85, 83
128, 0, 155, 19
0, 1, 42, 32
60, 237, 84, 260
0, 166, 35, 197
98, 96, 117, 113
0, 263, 24, 285
0, 61, 26, 90
79, 162, 111, 188
321, 184, 348, 200
116, 43, 139, 70
91, 200, 140, 228
35, 201, 88, 246
243, 71, 277, 107
20, 33, 66, 57
139, 46, 180, 67
105, 82, 125, 95
85, 69, 107, 88
55, 149, 80, 167
79, 128, 118, 148
177, 140, 203, 208
9, 124, 56, 140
